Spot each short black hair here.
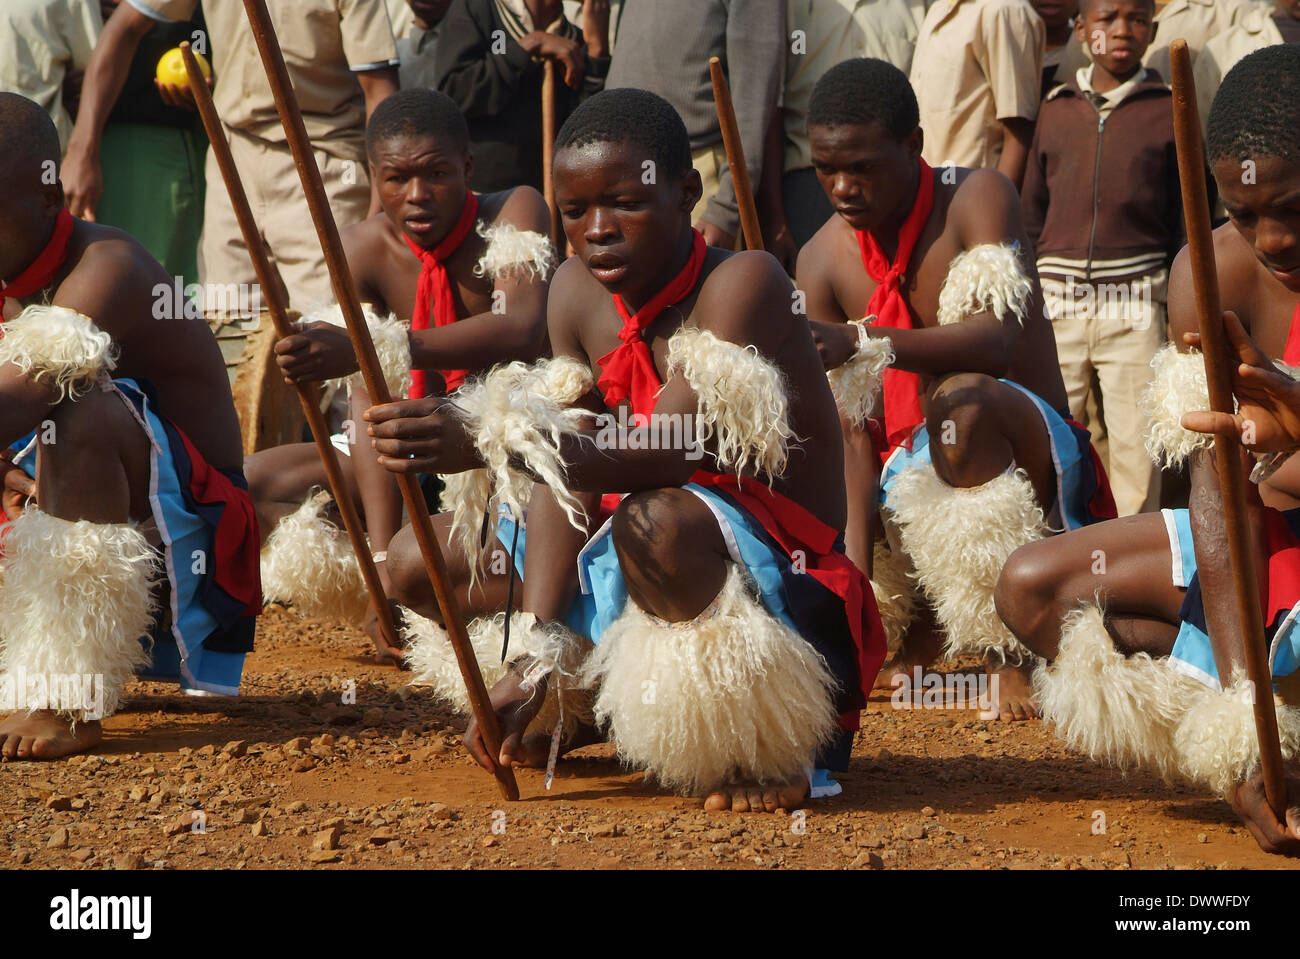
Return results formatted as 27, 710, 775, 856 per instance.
1207, 45, 1300, 166
0, 93, 61, 186
1078, 0, 1155, 17
554, 88, 692, 180
808, 58, 919, 138
365, 88, 468, 159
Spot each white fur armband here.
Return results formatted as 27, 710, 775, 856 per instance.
0, 305, 117, 401
1138, 343, 1214, 469
307, 302, 412, 399
450, 357, 593, 578
936, 243, 1032, 327
826, 317, 895, 429
1173, 671, 1300, 799
474, 222, 558, 282
664, 327, 797, 481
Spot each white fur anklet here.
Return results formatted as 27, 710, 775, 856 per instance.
871, 540, 921, 653
402, 609, 592, 739
307, 302, 412, 399
578, 564, 838, 795
936, 243, 1033, 327
827, 318, 895, 429
0, 305, 117, 401
474, 222, 558, 282
664, 327, 797, 481
0, 509, 158, 722
260, 491, 370, 623
1138, 343, 1214, 469
887, 464, 1045, 663
449, 356, 593, 578
1033, 605, 1203, 779
1173, 671, 1300, 799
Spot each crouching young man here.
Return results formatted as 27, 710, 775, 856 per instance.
0, 94, 258, 759
366, 89, 887, 811
994, 47, 1300, 853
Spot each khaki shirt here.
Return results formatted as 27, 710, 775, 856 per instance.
784, 0, 929, 172
126, 0, 398, 153
911, 0, 1044, 170
1192, 5, 1284, 134
1144, 0, 1273, 78
0, 0, 102, 150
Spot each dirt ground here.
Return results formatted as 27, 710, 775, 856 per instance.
3, 605, 1297, 871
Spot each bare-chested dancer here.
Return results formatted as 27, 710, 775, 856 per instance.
362, 89, 888, 812
996, 46, 1300, 855
0, 93, 258, 759
798, 59, 1116, 721
252, 89, 553, 660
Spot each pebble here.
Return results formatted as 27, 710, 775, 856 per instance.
222, 741, 248, 758
47, 827, 70, 849
900, 823, 927, 840
286, 801, 307, 814
284, 737, 310, 756
250, 821, 269, 838
313, 826, 342, 851
428, 803, 457, 821
45, 795, 73, 812
165, 812, 196, 836
69, 848, 94, 864
128, 785, 150, 802
369, 829, 398, 845
590, 822, 620, 838
921, 806, 937, 818
307, 850, 341, 864
292, 758, 317, 773
114, 853, 144, 870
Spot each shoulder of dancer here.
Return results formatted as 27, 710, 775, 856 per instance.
52, 230, 161, 343
691, 249, 799, 355
482, 185, 551, 235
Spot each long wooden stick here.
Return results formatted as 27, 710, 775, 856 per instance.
237, 0, 519, 801
180, 44, 404, 666
1170, 38, 1286, 817
541, 59, 561, 250
708, 56, 763, 251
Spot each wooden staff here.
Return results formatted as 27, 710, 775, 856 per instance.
237, 0, 519, 801
541, 59, 561, 249
708, 56, 763, 251
179, 43, 404, 667
1170, 38, 1286, 816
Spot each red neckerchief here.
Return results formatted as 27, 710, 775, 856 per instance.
402, 191, 480, 398
692, 471, 887, 729
1, 208, 75, 316
596, 229, 707, 413
857, 160, 934, 460
1283, 302, 1300, 366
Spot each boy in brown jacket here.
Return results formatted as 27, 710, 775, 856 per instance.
1022, 0, 1182, 516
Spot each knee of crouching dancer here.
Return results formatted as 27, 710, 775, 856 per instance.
924, 371, 1002, 481
994, 540, 1061, 658
611, 489, 687, 580
385, 526, 440, 623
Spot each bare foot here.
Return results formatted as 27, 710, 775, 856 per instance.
873, 622, 943, 690
364, 600, 407, 667
986, 659, 1040, 722
704, 773, 809, 813
0, 711, 102, 760
463, 668, 552, 770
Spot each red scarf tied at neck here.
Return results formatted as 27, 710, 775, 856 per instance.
402, 191, 480, 398
596, 229, 708, 416
1, 208, 75, 317
856, 159, 934, 458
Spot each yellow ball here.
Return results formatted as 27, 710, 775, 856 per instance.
155, 47, 210, 87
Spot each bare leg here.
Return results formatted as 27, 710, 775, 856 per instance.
995, 512, 1185, 660
244, 441, 358, 546
842, 418, 877, 575
0, 388, 151, 760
